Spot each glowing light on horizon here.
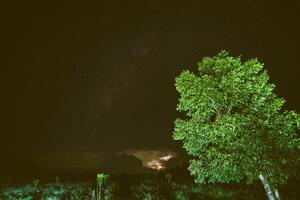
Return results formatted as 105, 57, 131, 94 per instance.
146, 153, 175, 171
122, 149, 176, 171
147, 159, 165, 170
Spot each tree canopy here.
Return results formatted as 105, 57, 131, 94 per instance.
173, 50, 300, 188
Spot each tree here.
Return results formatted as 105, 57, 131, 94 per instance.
173, 50, 300, 200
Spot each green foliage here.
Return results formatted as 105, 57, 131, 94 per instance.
131, 178, 160, 200
63, 185, 92, 200
165, 173, 172, 184
96, 173, 109, 188
174, 190, 189, 200
32, 179, 39, 188
0, 182, 96, 200
0, 173, 270, 200
1, 183, 37, 200
95, 173, 114, 200
173, 50, 300, 187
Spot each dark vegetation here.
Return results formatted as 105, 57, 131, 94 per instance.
1, 166, 299, 200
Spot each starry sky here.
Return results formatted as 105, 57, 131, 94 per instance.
2, 0, 300, 173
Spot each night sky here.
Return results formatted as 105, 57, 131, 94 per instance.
2, 0, 300, 174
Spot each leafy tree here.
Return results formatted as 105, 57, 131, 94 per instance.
173, 50, 300, 200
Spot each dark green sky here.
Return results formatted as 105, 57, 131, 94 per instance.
2, 0, 300, 169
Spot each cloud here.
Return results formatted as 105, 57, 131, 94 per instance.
121, 148, 177, 171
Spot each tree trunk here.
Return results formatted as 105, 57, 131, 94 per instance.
274, 189, 280, 200
259, 174, 275, 200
